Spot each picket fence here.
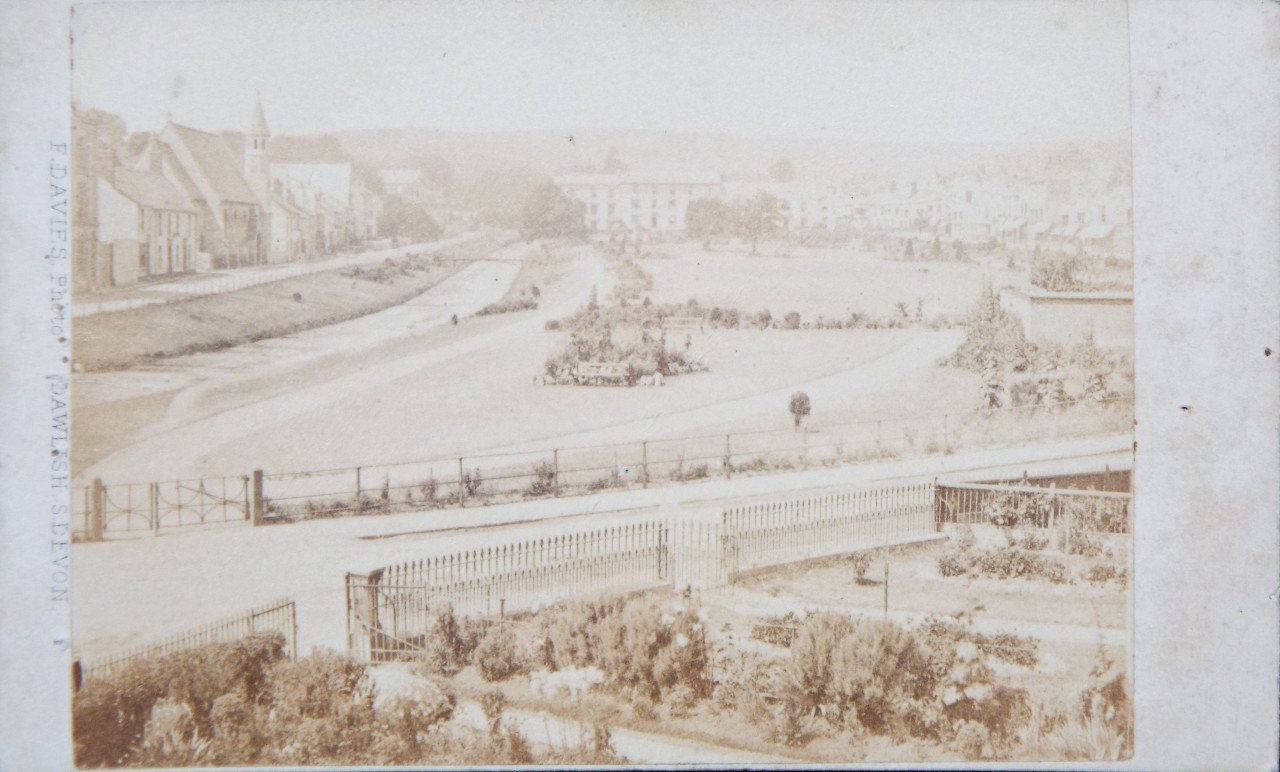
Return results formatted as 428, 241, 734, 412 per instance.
345, 481, 938, 662
76, 597, 297, 685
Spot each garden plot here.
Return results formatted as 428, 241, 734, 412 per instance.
384, 556, 1130, 764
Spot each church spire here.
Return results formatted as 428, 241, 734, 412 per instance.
249, 92, 270, 138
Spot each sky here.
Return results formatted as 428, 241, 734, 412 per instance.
71, 0, 1132, 144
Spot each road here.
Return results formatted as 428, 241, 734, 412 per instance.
75, 240, 607, 483
70, 233, 483, 317
70, 433, 1132, 662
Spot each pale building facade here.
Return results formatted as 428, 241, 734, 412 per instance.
556, 172, 724, 233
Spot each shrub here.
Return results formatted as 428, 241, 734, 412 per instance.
475, 625, 526, 682
462, 468, 485, 498
750, 612, 801, 647
782, 311, 802, 330
476, 298, 538, 316
849, 552, 873, 584
777, 614, 951, 742
72, 632, 288, 768
1018, 532, 1051, 551
937, 550, 973, 577
531, 598, 709, 703
940, 547, 1069, 584
417, 604, 481, 676
1084, 563, 1128, 588
632, 695, 659, 721
523, 460, 556, 498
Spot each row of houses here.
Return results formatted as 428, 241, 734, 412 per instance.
866, 172, 1133, 258
553, 166, 1132, 259
72, 99, 382, 292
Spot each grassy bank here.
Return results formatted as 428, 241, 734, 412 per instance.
72, 234, 507, 372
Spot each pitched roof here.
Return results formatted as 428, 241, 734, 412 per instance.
109, 167, 195, 212
167, 123, 259, 204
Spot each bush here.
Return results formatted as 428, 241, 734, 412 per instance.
474, 625, 526, 682
750, 612, 801, 647
848, 552, 873, 583
531, 598, 710, 703
523, 460, 556, 498
1084, 563, 1128, 588
937, 550, 973, 577
940, 548, 1069, 584
73, 632, 288, 768
417, 604, 483, 676
782, 311, 802, 330
1018, 532, 1051, 551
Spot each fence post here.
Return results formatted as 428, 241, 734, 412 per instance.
150, 483, 160, 534
354, 466, 363, 513
240, 476, 250, 522
344, 573, 354, 654
943, 413, 951, 454
251, 470, 265, 526
90, 478, 105, 541
641, 441, 649, 488
883, 562, 889, 618
288, 600, 298, 660
552, 449, 560, 497
458, 457, 466, 508
724, 434, 732, 479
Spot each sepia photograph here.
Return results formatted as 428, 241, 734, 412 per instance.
57, 0, 1146, 766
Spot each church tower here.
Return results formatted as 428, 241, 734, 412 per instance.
244, 94, 271, 262
244, 93, 270, 204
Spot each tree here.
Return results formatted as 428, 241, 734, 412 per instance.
789, 391, 811, 429
521, 182, 586, 239
768, 159, 796, 183
466, 168, 551, 229
378, 194, 442, 242
733, 192, 787, 256
685, 198, 730, 249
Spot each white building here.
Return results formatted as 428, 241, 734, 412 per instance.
555, 172, 723, 233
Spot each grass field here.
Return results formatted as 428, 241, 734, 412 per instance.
638, 242, 1030, 320
72, 234, 507, 371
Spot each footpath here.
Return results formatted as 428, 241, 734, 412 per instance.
71, 233, 483, 317
70, 433, 1132, 661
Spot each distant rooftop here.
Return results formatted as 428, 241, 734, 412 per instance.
555, 171, 722, 186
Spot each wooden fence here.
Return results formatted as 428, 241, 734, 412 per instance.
77, 597, 297, 684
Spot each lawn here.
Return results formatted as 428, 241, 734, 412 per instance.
72, 233, 507, 372
638, 241, 1031, 320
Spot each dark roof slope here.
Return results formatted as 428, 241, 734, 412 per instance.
110, 167, 195, 212
168, 123, 259, 204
